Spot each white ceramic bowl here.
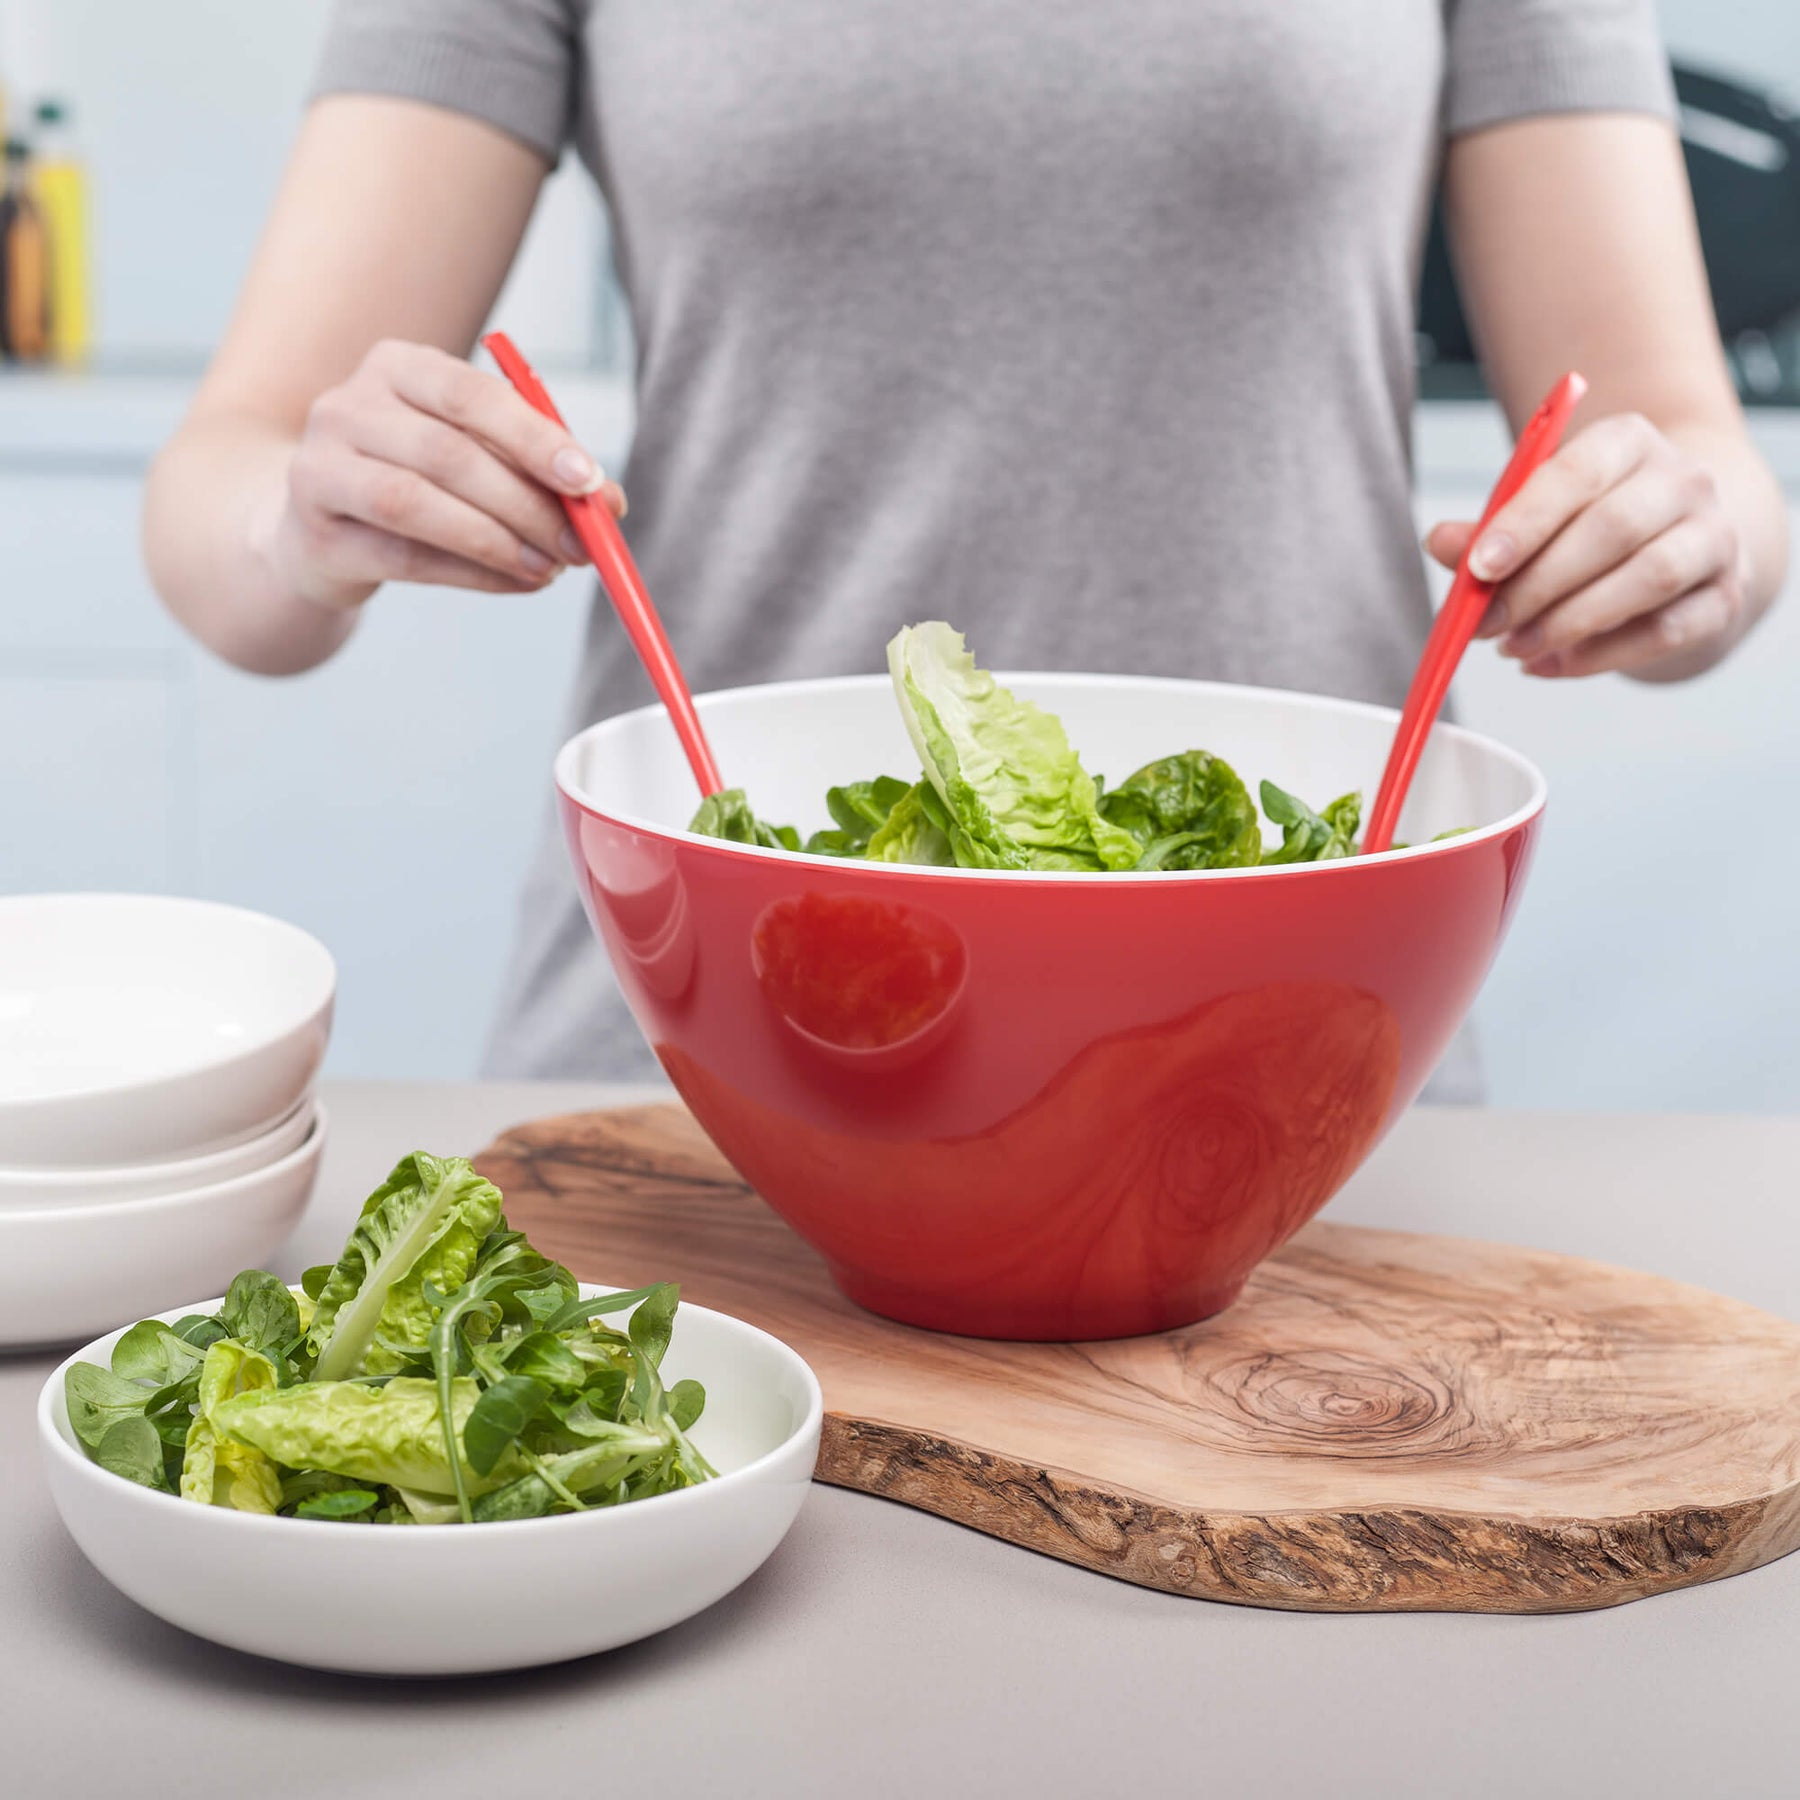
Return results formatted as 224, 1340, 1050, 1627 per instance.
39, 1283, 824, 1675
0, 894, 335, 1168
0, 1096, 317, 1209
0, 1107, 326, 1351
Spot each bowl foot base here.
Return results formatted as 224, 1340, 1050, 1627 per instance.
826, 1265, 1249, 1342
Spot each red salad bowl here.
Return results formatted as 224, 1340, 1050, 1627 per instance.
557, 674, 1544, 1340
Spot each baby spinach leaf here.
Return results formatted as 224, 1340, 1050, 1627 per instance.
293, 1486, 380, 1521
1099, 752, 1263, 870
95, 1416, 168, 1491
307, 1154, 505, 1381
299, 1265, 332, 1301
463, 1375, 551, 1476
111, 1320, 207, 1388
65, 1364, 154, 1451
220, 1269, 302, 1360
887, 623, 1141, 871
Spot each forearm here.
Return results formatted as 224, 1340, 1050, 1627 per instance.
1642, 417, 1790, 682
144, 413, 360, 677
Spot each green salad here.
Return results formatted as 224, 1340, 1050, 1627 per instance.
64, 1154, 712, 1524
690, 621, 1374, 872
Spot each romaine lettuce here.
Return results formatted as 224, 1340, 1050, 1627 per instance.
180, 1340, 283, 1514
306, 1154, 505, 1380
685, 623, 1385, 870
888, 623, 1142, 871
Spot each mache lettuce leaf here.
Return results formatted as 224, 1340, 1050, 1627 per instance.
306, 1154, 505, 1381
887, 622, 1140, 872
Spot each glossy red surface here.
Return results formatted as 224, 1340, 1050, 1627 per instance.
560, 755, 1542, 1340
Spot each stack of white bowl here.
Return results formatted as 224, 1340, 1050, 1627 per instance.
0, 895, 335, 1350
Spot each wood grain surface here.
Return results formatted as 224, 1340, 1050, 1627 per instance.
475, 1104, 1800, 1613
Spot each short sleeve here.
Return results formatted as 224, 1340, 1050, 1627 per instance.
310, 0, 580, 163
1442, 0, 1677, 138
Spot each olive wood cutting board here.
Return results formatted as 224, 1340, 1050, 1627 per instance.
475, 1104, 1800, 1614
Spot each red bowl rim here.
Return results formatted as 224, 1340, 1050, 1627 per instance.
556, 672, 1547, 887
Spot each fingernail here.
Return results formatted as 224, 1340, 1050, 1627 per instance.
519, 544, 557, 578
552, 446, 603, 494
1502, 622, 1544, 660
558, 526, 588, 564
1523, 652, 1563, 678
608, 481, 628, 521
1469, 531, 1516, 581
1474, 597, 1508, 639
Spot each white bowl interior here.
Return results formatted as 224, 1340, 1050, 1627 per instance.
562, 673, 1543, 863
0, 895, 336, 1105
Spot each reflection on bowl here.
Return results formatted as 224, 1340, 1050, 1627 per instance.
752, 893, 967, 1072
575, 815, 696, 1003
558, 673, 1545, 1340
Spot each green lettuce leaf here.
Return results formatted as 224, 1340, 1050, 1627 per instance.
180, 1339, 283, 1514
1098, 751, 1263, 871
864, 780, 956, 865
110, 1319, 208, 1388
688, 788, 800, 852
886, 622, 1141, 871
219, 1269, 302, 1361
306, 1154, 505, 1381
213, 1377, 528, 1498
804, 776, 913, 856
1259, 781, 1362, 864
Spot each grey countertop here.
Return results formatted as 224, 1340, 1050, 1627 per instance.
10, 1081, 1800, 1800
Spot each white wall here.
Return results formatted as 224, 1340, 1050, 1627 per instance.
0, 0, 609, 366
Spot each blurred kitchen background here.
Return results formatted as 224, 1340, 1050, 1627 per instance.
1, 0, 1797, 1110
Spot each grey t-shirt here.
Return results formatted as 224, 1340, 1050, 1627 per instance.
314, 0, 1674, 1101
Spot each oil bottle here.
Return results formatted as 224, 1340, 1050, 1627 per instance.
30, 98, 88, 363
0, 133, 50, 362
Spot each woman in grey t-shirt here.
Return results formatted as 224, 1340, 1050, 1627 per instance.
145, 1, 1789, 1098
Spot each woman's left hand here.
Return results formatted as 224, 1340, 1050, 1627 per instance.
1424, 412, 1748, 679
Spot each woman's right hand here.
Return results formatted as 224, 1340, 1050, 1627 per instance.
263, 338, 628, 612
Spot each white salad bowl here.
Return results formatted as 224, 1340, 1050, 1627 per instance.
38, 1283, 824, 1676
0, 1107, 326, 1351
0, 1096, 317, 1209
0, 894, 335, 1168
